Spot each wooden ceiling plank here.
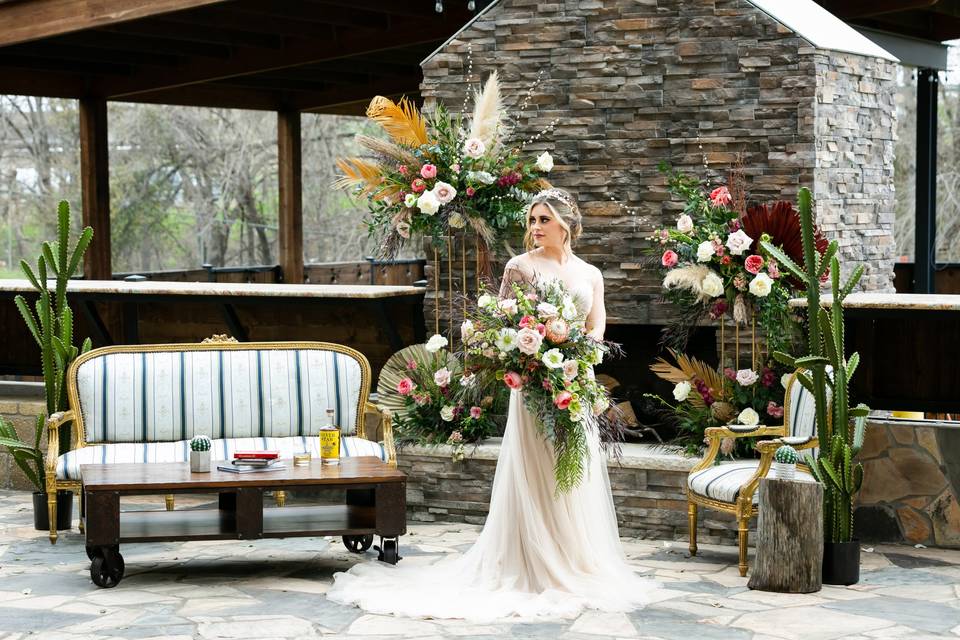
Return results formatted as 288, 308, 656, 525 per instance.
7, 41, 183, 67
0, 0, 231, 48
65, 28, 233, 59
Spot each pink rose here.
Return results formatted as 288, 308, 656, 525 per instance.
767, 401, 784, 418
413, 393, 429, 406
767, 262, 780, 279
504, 371, 523, 390
744, 255, 764, 275
433, 367, 452, 388
661, 250, 679, 268
536, 323, 546, 337
470, 406, 482, 419
398, 165, 408, 176
544, 318, 569, 343
723, 367, 737, 381
554, 391, 573, 410
518, 315, 537, 329
525, 292, 538, 302
397, 378, 416, 396
709, 186, 732, 207
420, 164, 437, 179
411, 178, 426, 193
432, 181, 457, 204
406, 360, 417, 370
466, 187, 476, 197
451, 163, 461, 173
516, 327, 544, 356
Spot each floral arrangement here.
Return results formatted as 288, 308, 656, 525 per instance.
650, 162, 826, 355
645, 350, 792, 457
392, 334, 501, 462
335, 71, 553, 259
461, 279, 622, 493
189, 435, 211, 452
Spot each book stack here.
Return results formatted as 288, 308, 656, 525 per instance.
217, 450, 285, 473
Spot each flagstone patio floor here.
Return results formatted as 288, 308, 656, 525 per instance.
1, 490, 958, 640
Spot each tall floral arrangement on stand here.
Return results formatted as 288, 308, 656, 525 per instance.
645, 164, 828, 454
335, 72, 553, 261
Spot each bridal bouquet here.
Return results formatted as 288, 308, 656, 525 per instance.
461, 280, 620, 493
335, 71, 552, 258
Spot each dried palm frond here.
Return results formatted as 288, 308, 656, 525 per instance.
356, 134, 418, 166
467, 71, 504, 150
662, 264, 712, 303
650, 348, 726, 408
333, 157, 382, 196
366, 96, 428, 147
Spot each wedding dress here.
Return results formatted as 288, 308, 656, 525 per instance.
326, 277, 662, 621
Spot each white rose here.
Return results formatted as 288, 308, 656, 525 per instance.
516, 327, 544, 356
536, 302, 559, 318
425, 334, 448, 353
701, 271, 724, 298
404, 193, 418, 208
676, 214, 694, 234
432, 181, 457, 205
696, 240, 714, 263
749, 273, 773, 298
738, 407, 760, 426
433, 367, 452, 387
417, 190, 440, 215
466, 170, 496, 185
673, 380, 691, 402
725, 229, 754, 256
477, 294, 496, 310
462, 137, 486, 159
496, 328, 519, 352
736, 369, 759, 386
497, 298, 518, 316
440, 405, 456, 422
542, 348, 565, 369
448, 211, 466, 228
562, 359, 579, 381
535, 151, 554, 172
460, 319, 475, 341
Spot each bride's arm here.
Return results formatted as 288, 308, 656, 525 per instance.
498, 257, 532, 299
585, 269, 606, 341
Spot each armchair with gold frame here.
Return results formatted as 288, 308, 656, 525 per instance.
686, 371, 825, 576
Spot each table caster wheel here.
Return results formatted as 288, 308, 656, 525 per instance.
342, 534, 374, 553
90, 548, 124, 588
376, 538, 400, 565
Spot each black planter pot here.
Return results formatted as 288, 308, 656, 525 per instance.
32, 490, 74, 531
823, 540, 860, 585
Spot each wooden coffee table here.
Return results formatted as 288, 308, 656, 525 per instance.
80, 456, 406, 587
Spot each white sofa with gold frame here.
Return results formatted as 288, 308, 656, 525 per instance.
44, 338, 396, 544
686, 371, 824, 576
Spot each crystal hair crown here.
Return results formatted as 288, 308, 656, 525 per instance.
534, 188, 577, 210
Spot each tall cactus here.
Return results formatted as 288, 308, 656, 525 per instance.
14, 201, 94, 455
760, 188, 869, 543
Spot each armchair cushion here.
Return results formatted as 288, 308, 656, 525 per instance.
56, 435, 386, 480
688, 460, 816, 504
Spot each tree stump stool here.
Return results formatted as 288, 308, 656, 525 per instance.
748, 476, 823, 593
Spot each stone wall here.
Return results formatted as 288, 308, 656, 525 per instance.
397, 441, 742, 544
419, 0, 897, 331
855, 420, 960, 547
0, 395, 46, 491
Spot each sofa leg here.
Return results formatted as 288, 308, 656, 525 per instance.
688, 501, 698, 556
275, 490, 286, 508
738, 517, 749, 577
165, 495, 175, 511
48, 491, 58, 545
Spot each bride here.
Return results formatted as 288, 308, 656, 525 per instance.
327, 188, 663, 621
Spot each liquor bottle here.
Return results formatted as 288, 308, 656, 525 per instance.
319, 407, 340, 465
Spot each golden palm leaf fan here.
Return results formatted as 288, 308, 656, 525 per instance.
365, 96, 428, 147
376, 344, 458, 417
649, 348, 727, 408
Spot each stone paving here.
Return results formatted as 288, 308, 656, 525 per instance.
1, 491, 959, 640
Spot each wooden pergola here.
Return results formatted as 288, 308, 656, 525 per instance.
0, 0, 488, 283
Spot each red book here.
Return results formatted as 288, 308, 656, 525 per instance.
233, 450, 280, 459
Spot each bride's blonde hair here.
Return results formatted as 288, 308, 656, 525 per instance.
524, 188, 582, 252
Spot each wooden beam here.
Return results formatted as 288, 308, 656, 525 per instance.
0, 67, 89, 98
0, 0, 231, 47
79, 97, 111, 281
99, 17, 456, 98
293, 74, 422, 112
278, 110, 303, 285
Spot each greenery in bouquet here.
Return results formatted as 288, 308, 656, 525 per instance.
645, 350, 794, 457
461, 279, 623, 493
392, 334, 501, 462
335, 72, 553, 259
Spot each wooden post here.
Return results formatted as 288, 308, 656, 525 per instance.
79, 97, 111, 280
278, 109, 303, 284
748, 477, 823, 593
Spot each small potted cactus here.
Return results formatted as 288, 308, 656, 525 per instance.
772, 444, 799, 480
190, 435, 212, 472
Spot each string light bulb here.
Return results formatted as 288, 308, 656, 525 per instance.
435, 1, 443, 12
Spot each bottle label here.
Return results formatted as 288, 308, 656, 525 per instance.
319, 428, 340, 462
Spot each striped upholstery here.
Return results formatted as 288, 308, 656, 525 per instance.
688, 461, 816, 503
785, 370, 831, 458
75, 348, 363, 444
56, 435, 386, 480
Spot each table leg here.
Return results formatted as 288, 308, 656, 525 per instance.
235, 487, 263, 540
375, 482, 406, 539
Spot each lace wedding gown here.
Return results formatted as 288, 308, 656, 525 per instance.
327, 278, 662, 621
